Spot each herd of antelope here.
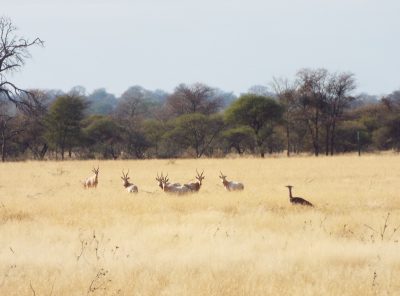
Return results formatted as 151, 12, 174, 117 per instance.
82, 167, 314, 207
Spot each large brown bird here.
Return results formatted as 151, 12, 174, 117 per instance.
285, 185, 314, 207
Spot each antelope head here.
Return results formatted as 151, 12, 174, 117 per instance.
92, 166, 99, 177
121, 170, 131, 187
164, 173, 169, 185
156, 172, 167, 189
196, 169, 205, 185
219, 171, 227, 181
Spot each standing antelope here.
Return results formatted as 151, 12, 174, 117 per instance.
285, 185, 314, 207
184, 169, 205, 192
121, 170, 138, 193
156, 173, 191, 195
83, 166, 99, 188
219, 171, 244, 191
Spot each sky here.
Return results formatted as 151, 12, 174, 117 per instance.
2, 0, 400, 97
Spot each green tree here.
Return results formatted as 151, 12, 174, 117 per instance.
335, 121, 370, 153
221, 126, 255, 155
82, 115, 123, 159
225, 94, 283, 157
45, 95, 87, 160
143, 119, 167, 157
168, 113, 224, 158
375, 115, 400, 151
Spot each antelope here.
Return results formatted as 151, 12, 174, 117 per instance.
285, 185, 314, 207
156, 173, 191, 195
219, 171, 244, 191
156, 172, 179, 190
184, 169, 205, 192
83, 166, 99, 188
121, 170, 138, 193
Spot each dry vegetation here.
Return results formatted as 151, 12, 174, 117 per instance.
1, 155, 400, 295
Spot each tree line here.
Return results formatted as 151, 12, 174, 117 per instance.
1, 16, 400, 161
1, 76, 400, 161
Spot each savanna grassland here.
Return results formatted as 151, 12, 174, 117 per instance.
1, 155, 400, 295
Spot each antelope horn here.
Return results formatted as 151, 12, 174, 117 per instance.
196, 169, 204, 178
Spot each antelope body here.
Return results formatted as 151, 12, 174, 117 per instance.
83, 167, 99, 188
219, 172, 244, 191
285, 185, 314, 207
184, 170, 205, 192
156, 173, 191, 195
121, 170, 138, 193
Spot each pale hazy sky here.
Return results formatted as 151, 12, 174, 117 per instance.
3, 0, 400, 96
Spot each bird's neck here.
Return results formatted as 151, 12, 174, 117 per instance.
288, 188, 293, 198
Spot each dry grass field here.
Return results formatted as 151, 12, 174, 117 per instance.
1, 155, 400, 295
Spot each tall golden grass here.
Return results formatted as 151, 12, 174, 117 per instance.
1, 155, 400, 295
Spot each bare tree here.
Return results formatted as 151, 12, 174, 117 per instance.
166, 83, 223, 117
381, 90, 400, 112
296, 68, 329, 156
0, 98, 23, 161
324, 72, 356, 155
0, 17, 43, 109
18, 90, 50, 159
113, 86, 156, 158
271, 77, 298, 157
114, 86, 152, 126
248, 85, 275, 97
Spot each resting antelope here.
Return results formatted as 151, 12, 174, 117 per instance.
156, 173, 191, 195
184, 170, 205, 192
285, 185, 314, 207
83, 166, 99, 188
219, 171, 244, 191
156, 172, 179, 190
121, 170, 138, 193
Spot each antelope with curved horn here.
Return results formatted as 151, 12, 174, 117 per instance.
184, 169, 205, 192
156, 173, 177, 190
121, 170, 138, 193
285, 185, 314, 207
156, 172, 190, 195
219, 171, 244, 191
83, 166, 99, 188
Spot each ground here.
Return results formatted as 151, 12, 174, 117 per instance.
0, 155, 400, 295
